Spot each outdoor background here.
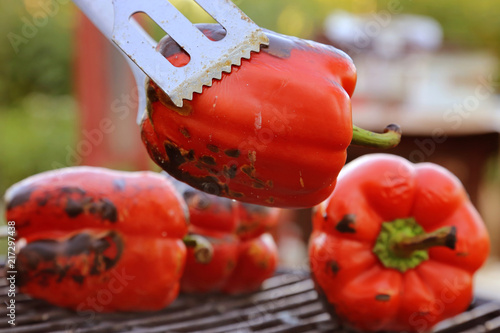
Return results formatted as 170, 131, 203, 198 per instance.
1, 0, 500, 287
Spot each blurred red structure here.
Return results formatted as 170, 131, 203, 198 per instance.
74, 11, 150, 170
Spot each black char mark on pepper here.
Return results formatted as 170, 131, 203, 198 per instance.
64, 196, 118, 223
230, 191, 244, 198
150, 141, 229, 198
200, 155, 216, 166
241, 165, 255, 178
147, 85, 159, 103
240, 158, 273, 191
37, 193, 51, 207
335, 214, 356, 234
179, 127, 191, 139
89, 231, 124, 273
223, 164, 238, 179
65, 198, 85, 218
252, 181, 264, 189
146, 80, 193, 117
15, 231, 124, 287
72, 275, 84, 284
60, 186, 86, 195
6, 185, 36, 210
326, 260, 340, 276
224, 149, 241, 158
207, 144, 219, 153
91, 198, 118, 223
375, 294, 391, 302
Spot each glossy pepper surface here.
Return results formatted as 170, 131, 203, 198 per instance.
309, 154, 490, 332
170, 177, 279, 294
5, 167, 189, 312
141, 24, 401, 209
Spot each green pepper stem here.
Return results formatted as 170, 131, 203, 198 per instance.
183, 235, 214, 264
392, 226, 457, 258
351, 124, 402, 149
373, 218, 457, 272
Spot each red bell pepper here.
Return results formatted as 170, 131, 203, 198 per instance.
170, 177, 279, 294
309, 154, 490, 332
235, 202, 281, 241
141, 24, 401, 209
4, 167, 205, 312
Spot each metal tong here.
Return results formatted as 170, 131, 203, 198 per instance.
72, 0, 269, 123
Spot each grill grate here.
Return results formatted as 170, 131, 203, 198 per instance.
1, 268, 499, 333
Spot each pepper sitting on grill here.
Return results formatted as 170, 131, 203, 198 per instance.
169, 176, 280, 294
4, 167, 211, 312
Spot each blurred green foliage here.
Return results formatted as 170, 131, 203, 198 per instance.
0, 1, 76, 229
150, 0, 500, 54
0, 94, 76, 192
0, 0, 499, 203
239, 0, 500, 53
0, 93, 76, 230
0, 1, 74, 105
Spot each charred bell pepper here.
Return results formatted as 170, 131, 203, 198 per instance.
309, 154, 490, 332
4, 167, 210, 312
141, 23, 401, 208
170, 177, 279, 294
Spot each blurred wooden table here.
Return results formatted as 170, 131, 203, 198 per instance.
349, 106, 500, 206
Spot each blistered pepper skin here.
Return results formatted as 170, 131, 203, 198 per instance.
309, 154, 490, 332
182, 236, 239, 293
221, 233, 278, 294
169, 176, 280, 294
142, 24, 356, 208
5, 167, 188, 312
236, 203, 282, 241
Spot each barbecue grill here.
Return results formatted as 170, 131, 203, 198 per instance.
2, 266, 500, 333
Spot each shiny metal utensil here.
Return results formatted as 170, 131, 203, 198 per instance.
72, 0, 269, 122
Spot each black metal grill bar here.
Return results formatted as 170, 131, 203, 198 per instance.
2, 267, 500, 333
433, 303, 500, 333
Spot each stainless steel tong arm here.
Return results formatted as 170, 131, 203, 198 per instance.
72, 0, 149, 123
